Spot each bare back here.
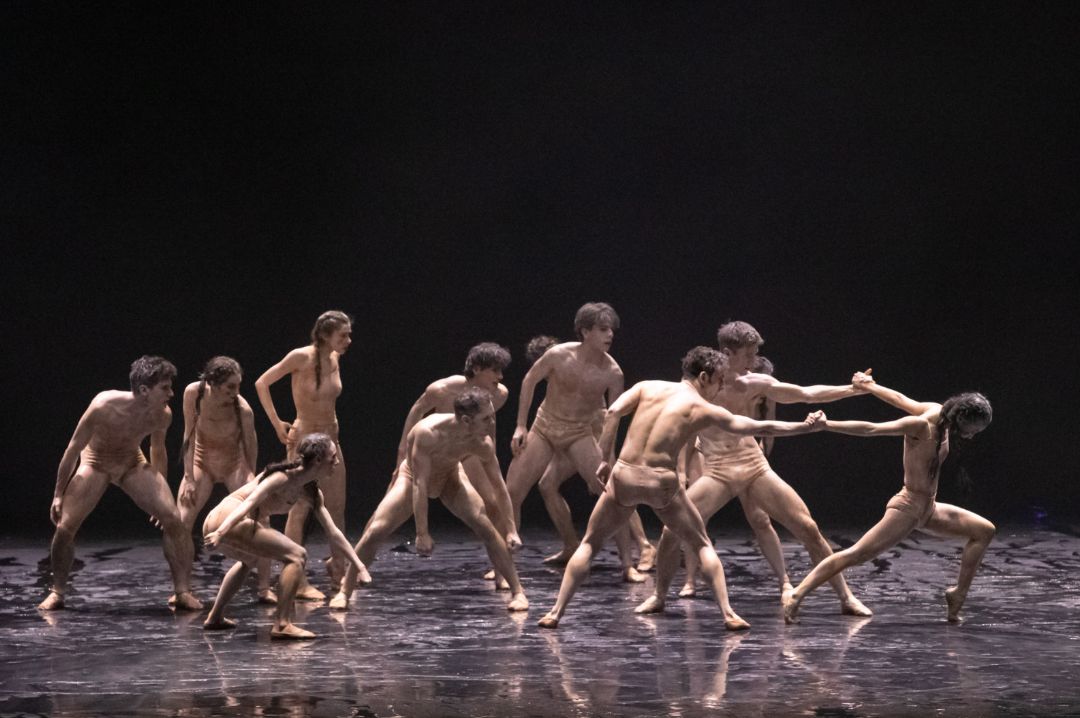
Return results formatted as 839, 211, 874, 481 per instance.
617, 381, 723, 470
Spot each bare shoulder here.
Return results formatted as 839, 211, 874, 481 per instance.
283, 346, 314, 369
475, 435, 498, 459
237, 396, 255, 417
183, 382, 200, 398
602, 353, 623, 375
431, 375, 468, 395
737, 372, 775, 391
493, 383, 510, 408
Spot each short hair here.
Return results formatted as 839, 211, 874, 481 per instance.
717, 321, 763, 352
681, 346, 727, 379
454, 386, 492, 418
574, 302, 620, 340
526, 335, 559, 365
463, 343, 511, 378
752, 355, 775, 376
129, 356, 177, 392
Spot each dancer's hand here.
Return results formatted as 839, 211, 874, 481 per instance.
178, 476, 196, 507
596, 461, 612, 484
274, 419, 292, 446
49, 496, 63, 525
805, 410, 827, 430
852, 368, 874, 390
204, 530, 222, 548
510, 426, 528, 456
415, 533, 434, 556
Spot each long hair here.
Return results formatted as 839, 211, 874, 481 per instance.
930, 392, 993, 480
181, 356, 244, 461
254, 432, 335, 509
310, 311, 352, 390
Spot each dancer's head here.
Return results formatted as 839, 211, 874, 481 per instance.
454, 386, 496, 435
681, 346, 728, 398
716, 320, 763, 373
940, 392, 993, 440
464, 343, 511, 385
200, 356, 242, 399
310, 310, 353, 388
525, 335, 559, 365
130, 356, 177, 400
752, 354, 775, 376
295, 432, 338, 469
574, 302, 620, 346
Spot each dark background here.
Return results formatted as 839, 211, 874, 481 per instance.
3, 3, 1077, 539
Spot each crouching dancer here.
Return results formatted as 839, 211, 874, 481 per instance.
330, 388, 528, 612
783, 373, 994, 624
539, 347, 826, 629
202, 433, 368, 639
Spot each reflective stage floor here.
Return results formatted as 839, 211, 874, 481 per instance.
1, 525, 1078, 717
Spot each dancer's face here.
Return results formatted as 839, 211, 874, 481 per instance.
143, 379, 174, 407
212, 373, 241, 402
582, 322, 614, 352
699, 371, 724, 400
955, 417, 990, 440
471, 366, 503, 391
725, 344, 759, 374
328, 325, 352, 355
463, 402, 496, 436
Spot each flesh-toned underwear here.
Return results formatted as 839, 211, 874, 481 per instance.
886, 486, 937, 528
698, 441, 771, 495
607, 459, 680, 510
193, 433, 244, 479
79, 445, 149, 485
531, 404, 603, 451
395, 459, 463, 500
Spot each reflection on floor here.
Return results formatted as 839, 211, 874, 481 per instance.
1, 525, 1079, 717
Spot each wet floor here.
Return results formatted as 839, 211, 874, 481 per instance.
1, 525, 1079, 717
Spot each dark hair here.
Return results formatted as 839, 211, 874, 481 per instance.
525, 335, 559, 365
311, 310, 352, 390
574, 302, 620, 340
716, 321, 763, 352
681, 346, 727, 379
256, 433, 336, 508
752, 355, 775, 376
181, 356, 245, 461
930, 392, 993, 478
129, 356, 177, 392
463, 343, 511, 378
453, 387, 492, 418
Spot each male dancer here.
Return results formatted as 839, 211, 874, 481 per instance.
506, 303, 653, 580
538, 347, 826, 628
39, 356, 200, 611
394, 342, 519, 550
638, 321, 871, 617
330, 388, 528, 612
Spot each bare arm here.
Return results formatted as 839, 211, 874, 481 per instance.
706, 405, 826, 437
238, 400, 258, 474
511, 353, 554, 453
181, 385, 197, 483
824, 415, 931, 439
397, 387, 439, 465
760, 398, 776, 456
478, 440, 516, 541
596, 384, 643, 479
254, 349, 306, 445
408, 437, 434, 555
204, 474, 286, 544
52, 404, 97, 524
313, 493, 366, 573
758, 375, 861, 405
851, 372, 937, 416
149, 407, 171, 478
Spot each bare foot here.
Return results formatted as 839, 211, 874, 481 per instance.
781, 587, 800, 624
203, 617, 237, 631
724, 612, 751, 631
482, 569, 496, 581
945, 586, 965, 623
840, 595, 873, 617
38, 591, 64, 611
537, 612, 560, 629
543, 547, 578, 565
294, 585, 326, 602
257, 589, 278, 605
172, 591, 204, 612
328, 591, 349, 611
678, 583, 697, 598
637, 543, 657, 573
270, 623, 316, 640
634, 595, 665, 614
623, 566, 647, 583
507, 592, 529, 612
496, 576, 511, 592
355, 563, 372, 586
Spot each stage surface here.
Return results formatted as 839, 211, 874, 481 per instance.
1, 525, 1078, 717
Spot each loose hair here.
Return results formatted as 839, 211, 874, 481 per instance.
181, 356, 245, 461
129, 355, 177, 393
310, 310, 352, 390
716, 321, 763, 353
463, 343, 511, 378
574, 302, 620, 340
454, 387, 492, 419
930, 392, 993, 479
255, 433, 336, 509
681, 346, 727, 379
525, 335, 559, 365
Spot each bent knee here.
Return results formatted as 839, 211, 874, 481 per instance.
790, 516, 821, 541
284, 546, 308, 566
975, 520, 996, 544
745, 511, 773, 532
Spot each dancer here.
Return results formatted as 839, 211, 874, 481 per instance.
783, 375, 994, 623
394, 342, 519, 550
203, 433, 368, 638
640, 321, 871, 617
39, 356, 200, 611
176, 356, 276, 603
538, 347, 826, 629
330, 388, 529, 613
255, 310, 352, 598
506, 304, 653, 580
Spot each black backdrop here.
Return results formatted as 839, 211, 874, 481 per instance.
4, 3, 1077, 538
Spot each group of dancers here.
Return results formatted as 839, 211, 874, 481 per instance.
39, 304, 995, 639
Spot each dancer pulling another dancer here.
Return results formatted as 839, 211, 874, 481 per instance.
783, 373, 994, 623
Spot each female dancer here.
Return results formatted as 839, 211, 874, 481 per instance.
177, 356, 275, 603
202, 433, 368, 639
783, 373, 994, 623
255, 310, 352, 598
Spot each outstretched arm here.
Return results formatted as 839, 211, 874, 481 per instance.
851, 371, 937, 416
254, 349, 305, 446
824, 415, 931, 439
705, 405, 827, 437
755, 373, 862, 405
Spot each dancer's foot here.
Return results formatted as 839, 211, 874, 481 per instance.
543, 547, 578, 565
945, 586, 966, 623
328, 591, 349, 611
257, 589, 278, 605
37, 591, 64, 611
724, 612, 751, 631
482, 569, 496, 581
623, 566, 647, 583
537, 612, 560, 629
294, 585, 326, 602
840, 594, 873, 617
678, 583, 697, 598
782, 587, 800, 624
634, 595, 665, 614
507, 592, 529, 612
171, 591, 204, 612
636, 543, 657, 573
270, 623, 316, 640
203, 617, 237, 631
